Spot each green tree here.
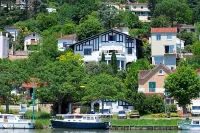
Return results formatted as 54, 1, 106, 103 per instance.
125, 59, 151, 95
0, 59, 29, 113
83, 73, 125, 113
101, 52, 105, 62
164, 64, 200, 114
99, 62, 113, 75
124, 11, 139, 29
98, 3, 118, 29
85, 61, 100, 76
111, 51, 118, 74
151, 15, 171, 28
36, 60, 85, 114
77, 18, 103, 40
180, 30, 196, 46
148, 0, 163, 16
154, 0, 193, 26
192, 41, 200, 57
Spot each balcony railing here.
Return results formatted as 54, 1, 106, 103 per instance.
99, 53, 125, 56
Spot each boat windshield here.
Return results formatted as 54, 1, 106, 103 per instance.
75, 116, 82, 119
192, 106, 200, 110
63, 116, 74, 119
193, 120, 200, 124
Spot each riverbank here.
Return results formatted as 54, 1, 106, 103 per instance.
34, 119, 183, 129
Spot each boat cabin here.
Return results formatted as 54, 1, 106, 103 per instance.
192, 119, 200, 125
63, 114, 102, 123
0, 114, 19, 123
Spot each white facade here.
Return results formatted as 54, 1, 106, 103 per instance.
0, 32, 9, 59
91, 100, 133, 113
57, 34, 77, 51
72, 30, 139, 69
151, 28, 177, 70
24, 33, 41, 51
5, 27, 19, 41
46, 8, 56, 13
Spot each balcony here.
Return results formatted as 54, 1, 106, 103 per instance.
99, 52, 125, 57
164, 45, 176, 55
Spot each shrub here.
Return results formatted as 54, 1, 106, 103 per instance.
80, 106, 91, 114
166, 104, 177, 112
171, 113, 178, 117
25, 110, 51, 119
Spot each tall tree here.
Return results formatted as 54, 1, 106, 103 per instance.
111, 51, 118, 74
151, 15, 171, 28
154, 0, 193, 26
98, 2, 118, 29
164, 64, 200, 114
148, 0, 163, 16
0, 59, 29, 113
101, 52, 105, 62
83, 73, 125, 114
36, 60, 85, 114
77, 18, 103, 40
124, 11, 139, 29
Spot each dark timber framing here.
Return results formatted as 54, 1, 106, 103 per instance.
71, 29, 142, 56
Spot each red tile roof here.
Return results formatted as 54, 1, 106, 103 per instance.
195, 69, 200, 73
57, 34, 77, 40
151, 28, 177, 33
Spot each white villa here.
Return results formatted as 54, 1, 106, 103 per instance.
0, 32, 9, 59
58, 29, 143, 70
120, 2, 150, 22
24, 32, 41, 51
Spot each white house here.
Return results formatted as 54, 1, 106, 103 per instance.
0, 32, 9, 59
120, 2, 150, 22
5, 27, 19, 41
46, 8, 56, 13
67, 29, 143, 70
150, 28, 177, 70
57, 34, 77, 51
24, 32, 41, 51
91, 99, 133, 113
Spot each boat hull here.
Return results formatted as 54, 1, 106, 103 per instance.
51, 120, 110, 129
0, 122, 35, 129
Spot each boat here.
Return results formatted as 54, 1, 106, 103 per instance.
0, 114, 35, 129
178, 118, 200, 130
50, 114, 110, 129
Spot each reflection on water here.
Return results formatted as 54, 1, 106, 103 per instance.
0, 129, 200, 133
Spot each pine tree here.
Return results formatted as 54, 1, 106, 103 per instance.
111, 51, 117, 73
101, 52, 105, 62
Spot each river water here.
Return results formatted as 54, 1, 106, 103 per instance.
0, 129, 198, 133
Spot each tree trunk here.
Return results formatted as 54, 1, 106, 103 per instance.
183, 105, 187, 114
58, 101, 62, 114
101, 99, 104, 114
5, 97, 9, 113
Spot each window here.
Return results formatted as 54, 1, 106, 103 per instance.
121, 61, 124, 69
84, 48, 92, 55
63, 42, 68, 47
165, 45, 174, 54
134, 6, 136, 9
171, 67, 174, 71
31, 39, 36, 43
158, 69, 163, 75
167, 34, 172, 40
149, 82, 156, 92
127, 48, 132, 54
141, 6, 143, 9
33, 33, 35, 37
108, 35, 116, 41
156, 35, 161, 40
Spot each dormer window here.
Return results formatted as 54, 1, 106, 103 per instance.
109, 35, 116, 41
158, 69, 163, 75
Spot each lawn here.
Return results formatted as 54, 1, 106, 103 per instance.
111, 119, 183, 126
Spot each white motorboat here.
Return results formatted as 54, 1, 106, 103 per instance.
178, 118, 200, 131
0, 114, 35, 129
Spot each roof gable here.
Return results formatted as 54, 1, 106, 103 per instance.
25, 32, 41, 38
151, 28, 177, 33
71, 29, 139, 46
139, 64, 171, 80
57, 34, 77, 40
